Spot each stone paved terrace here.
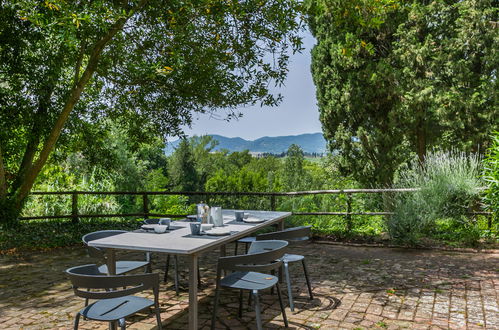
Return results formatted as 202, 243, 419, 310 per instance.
0, 242, 497, 329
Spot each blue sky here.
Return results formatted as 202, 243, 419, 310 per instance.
180, 31, 321, 141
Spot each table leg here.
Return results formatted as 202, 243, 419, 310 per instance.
277, 218, 285, 231
220, 244, 226, 257
277, 219, 285, 282
188, 254, 199, 330
220, 244, 227, 276
106, 249, 116, 275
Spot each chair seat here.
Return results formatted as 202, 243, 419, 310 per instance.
220, 271, 278, 291
280, 253, 304, 263
98, 261, 149, 275
237, 236, 256, 244
80, 296, 153, 321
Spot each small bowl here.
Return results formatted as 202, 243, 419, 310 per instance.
154, 225, 168, 233
201, 224, 214, 232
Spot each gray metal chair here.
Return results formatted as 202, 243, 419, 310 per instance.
211, 240, 289, 330
82, 230, 151, 275
142, 219, 200, 295
256, 226, 314, 312
234, 236, 256, 254
66, 264, 162, 330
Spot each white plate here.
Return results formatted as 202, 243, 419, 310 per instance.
205, 228, 231, 236
141, 224, 158, 230
243, 217, 266, 223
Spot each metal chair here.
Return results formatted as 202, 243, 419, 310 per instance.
82, 230, 151, 275
211, 240, 289, 330
256, 226, 313, 312
234, 236, 256, 255
142, 219, 201, 295
66, 264, 162, 330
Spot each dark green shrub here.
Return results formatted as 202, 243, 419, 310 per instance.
483, 132, 498, 223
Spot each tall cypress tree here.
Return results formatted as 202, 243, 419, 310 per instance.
306, 0, 498, 186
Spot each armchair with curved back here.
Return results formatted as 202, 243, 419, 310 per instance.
211, 240, 289, 330
256, 226, 314, 311
66, 264, 162, 330
82, 230, 151, 275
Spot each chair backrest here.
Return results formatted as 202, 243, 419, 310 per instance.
82, 230, 127, 258
256, 226, 311, 242
66, 264, 159, 300
217, 240, 288, 275
143, 218, 160, 225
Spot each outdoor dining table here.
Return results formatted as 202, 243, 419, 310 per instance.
87, 209, 292, 330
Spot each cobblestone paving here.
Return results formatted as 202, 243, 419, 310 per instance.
0, 243, 497, 329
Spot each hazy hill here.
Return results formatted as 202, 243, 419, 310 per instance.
165, 133, 327, 155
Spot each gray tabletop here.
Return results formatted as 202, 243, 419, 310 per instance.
88, 210, 291, 255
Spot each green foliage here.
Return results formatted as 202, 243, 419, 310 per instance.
0, 218, 141, 252
306, 0, 498, 185
483, 132, 499, 222
150, 195, 195, 216
282, 144, 307, 190
387, 151, 483, 245
168, 139, 198, 191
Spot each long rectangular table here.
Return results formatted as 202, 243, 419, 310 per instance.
88, 209, 291, 329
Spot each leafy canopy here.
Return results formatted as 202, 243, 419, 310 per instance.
0, 0, 304, 222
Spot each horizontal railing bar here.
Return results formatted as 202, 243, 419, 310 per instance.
19, 213, 147, 220
293, 212, 394, 216
20, 210, 492, 221
29, 188, 422, 196
28, 187, 489, 197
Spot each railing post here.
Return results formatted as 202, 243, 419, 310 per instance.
142, 193, 149, 219
270, 195, 276, 211
345, 193, 352, 233
71, 191, 79, 224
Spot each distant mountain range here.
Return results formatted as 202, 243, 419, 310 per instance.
165, 133, 327, 155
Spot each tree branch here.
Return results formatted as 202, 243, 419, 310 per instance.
14, 1, 149, 206
73, 32, 87, 88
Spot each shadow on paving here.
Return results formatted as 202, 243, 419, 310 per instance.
0, 242, 497, 329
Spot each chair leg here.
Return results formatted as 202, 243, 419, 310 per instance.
283, 261, 294, 312
109, 321, 117, 330
245, 242, 249, 254
270, 269, 275, 295
73, 313, 80, 330
211, 286, 221, 330
118, 318, 126, 330
173, 255, 179, 295
238, 289, 243, 318
145, 252, 152, 273
302, 259, 313, 300
155, 300, 162, 330
253, 290, 263, 330
197, 265, 201, 288
275, 283, 289, 328
248, 290, 252, 309
235, 241, 239, 255
164, 255, 170, 283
